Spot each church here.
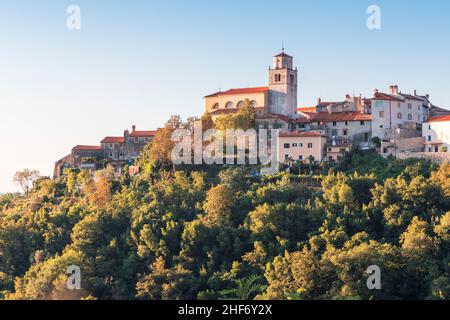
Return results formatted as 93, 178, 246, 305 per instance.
204, 50, 298, 121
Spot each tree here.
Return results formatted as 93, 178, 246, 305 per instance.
13, 169, 40, 195
219, 275, 266, 300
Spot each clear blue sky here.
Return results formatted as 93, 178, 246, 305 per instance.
1, 0, 450, 192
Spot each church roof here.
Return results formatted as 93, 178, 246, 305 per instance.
204, 86, 269, 98
274, 51, 293, 58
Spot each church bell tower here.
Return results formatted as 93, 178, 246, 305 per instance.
268, 50, 298, 116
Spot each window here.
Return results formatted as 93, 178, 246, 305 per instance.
418, 105, 421, 111
435, 146, 439, 153
333, 122, 337, 126
364, 132, 369, 142
332, 129, 338, 136
360, 121, 365, 125
250, 100, 258, 108
284, 143, 290, 149
308, 143, 313, 149
236, 101, 244, 108
225, 101, 234, 108
428, 136, 432, 142
397, 113, 402, 119
290, 74, 295, 83
299, 155, 303, 160
383, 148, 387, 154
292, 143, 298, 147
109, 152, 113, 157
408, 114, 412, 121
212, 103, 219, 110
375, 101, 384, 108
275, 74, 281, 82
379, 111, 384, 118
408, 103, 412, 109
343, 129, 348, 136
110, 144, 113, 148
397, 102, 401, 108
285, 154, 289, 160
299, 143, 303, 147
345, 121, 349, 126
380, 125, 384, 128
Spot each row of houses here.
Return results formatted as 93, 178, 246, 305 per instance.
203, 51, 450, 164
53, 126, 156, 177
54, 50, 450, 176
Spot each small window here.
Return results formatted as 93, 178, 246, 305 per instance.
345, 121, 348, 126
212, 103, 219, 110
237, 101, 244, 108
285, 154, 289, 160
408, 103, 412, 109
290, 74, 295, 83
397, 113, 402, 119
292, 143, 298, 147
308, 143, 313, 149
360, 121, 365, 125
428, 136, 432, 142
333, 122, 337, 126
299, 155, 303, 160
408, 114, 412, 121
379, 111, 384, 118
343, 129, 348, 136
380, 125, 384, 128
284, 143, 290, 149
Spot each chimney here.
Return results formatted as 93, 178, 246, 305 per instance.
389, 85, 399, 95
374, 89, 379, 95
132, 125, 136, 132
327, 104, 333, 114
317, 97, 322, 105
414, 90, 417, 96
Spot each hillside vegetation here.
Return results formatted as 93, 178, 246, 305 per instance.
0, 151, 449, 300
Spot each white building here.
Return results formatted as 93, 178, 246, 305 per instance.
423, 115, 450, 153
371, 85, 430, 140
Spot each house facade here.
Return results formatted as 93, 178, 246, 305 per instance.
423, 115, 450, 153
278, 131, 327, 163
371, 85, 430, 140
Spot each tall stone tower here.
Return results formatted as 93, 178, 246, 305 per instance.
268, 50, 298, 116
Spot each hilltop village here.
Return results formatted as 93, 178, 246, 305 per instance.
54, 50, 450, 177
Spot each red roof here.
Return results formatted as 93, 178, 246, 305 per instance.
308, 111, 372, 122
426, 115, 450, 123
280, 131, 327, 138
129, 130, 156, 138
298, 107, 317, 113
72, 145, 102, 151
101, 137, 125, 144
205, 86, 269, 98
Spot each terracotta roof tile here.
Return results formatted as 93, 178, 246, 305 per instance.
129, 130, 156, 138
101, 137, 125, 144
72, 145, 102, 151
426, 115, 450, 123
279, 131, 327, 138
205, 86, 269, 98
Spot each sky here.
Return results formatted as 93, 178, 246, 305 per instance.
1, 0, 450, 192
